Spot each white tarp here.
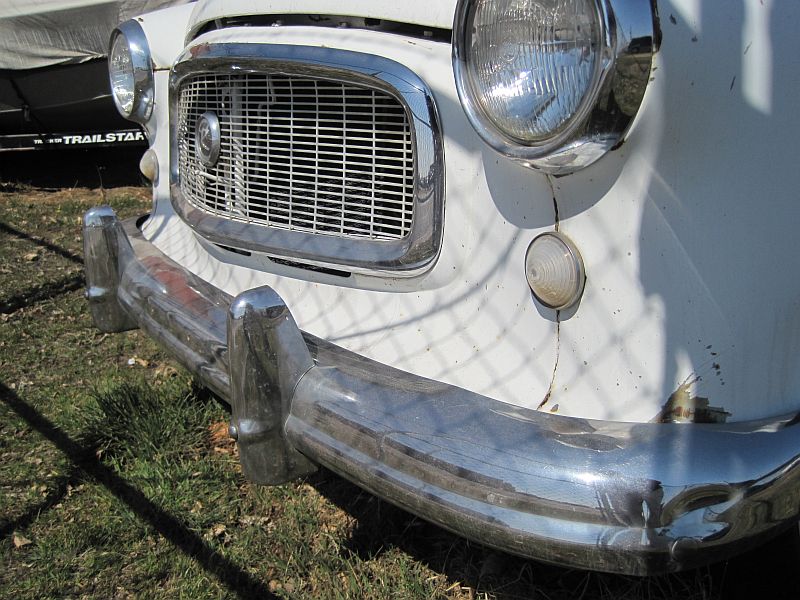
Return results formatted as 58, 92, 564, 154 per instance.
0, 0, 190, 70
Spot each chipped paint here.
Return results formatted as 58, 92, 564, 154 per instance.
653, 378, 730, 423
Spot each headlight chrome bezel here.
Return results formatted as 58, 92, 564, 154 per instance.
453, 0, 656, 174
108, 20, 154, 124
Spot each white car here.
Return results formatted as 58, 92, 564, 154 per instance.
83, 0, 800, 575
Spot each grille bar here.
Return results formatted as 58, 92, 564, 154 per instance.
177, 73, 415, 241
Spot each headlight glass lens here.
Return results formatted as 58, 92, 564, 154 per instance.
465, 0, 601, 143
109, 33, 135, 116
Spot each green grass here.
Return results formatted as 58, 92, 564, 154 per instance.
0, 181, 788, 598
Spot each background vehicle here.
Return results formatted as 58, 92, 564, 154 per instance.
0, 0, 189, 151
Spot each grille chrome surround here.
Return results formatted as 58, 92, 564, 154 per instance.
170, 44, 444, 274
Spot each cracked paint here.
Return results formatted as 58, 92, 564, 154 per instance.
538, 174, 561, 411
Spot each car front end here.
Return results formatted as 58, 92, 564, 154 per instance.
84, 0, 800, 574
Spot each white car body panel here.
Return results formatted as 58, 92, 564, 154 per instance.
134, 0, 800, 424
188, 0, 458, 33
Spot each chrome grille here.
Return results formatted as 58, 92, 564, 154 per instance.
177, 73, 415, 241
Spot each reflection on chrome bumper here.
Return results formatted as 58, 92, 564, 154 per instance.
83, 207, 800, 576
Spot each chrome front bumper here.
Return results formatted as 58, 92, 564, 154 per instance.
83, 207, 800, 576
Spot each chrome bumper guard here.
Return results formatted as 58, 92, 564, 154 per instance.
84, 207, 800, 576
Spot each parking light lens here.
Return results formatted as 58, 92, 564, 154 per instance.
525, 232, 585, 310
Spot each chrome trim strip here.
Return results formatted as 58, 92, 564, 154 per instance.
169, 44, 444, 274
85, 207, 800, 575
109, 20, 155, 124
452, 0, 657, 174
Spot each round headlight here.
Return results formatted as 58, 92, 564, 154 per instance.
467, 0, 601, 143
453, 0, 655, 173
109, 34, 136, 116
108, 21, 154, 123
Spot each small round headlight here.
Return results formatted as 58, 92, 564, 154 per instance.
108, 21, 154, 123
453, 0, 655, 173
109, 34, 136, 116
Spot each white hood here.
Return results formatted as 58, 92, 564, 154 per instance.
188, 0, 456, 38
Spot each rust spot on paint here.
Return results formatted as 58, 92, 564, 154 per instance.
537, 390, 551, 410
190, 43, 212, 59
654, 379, 730, 423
